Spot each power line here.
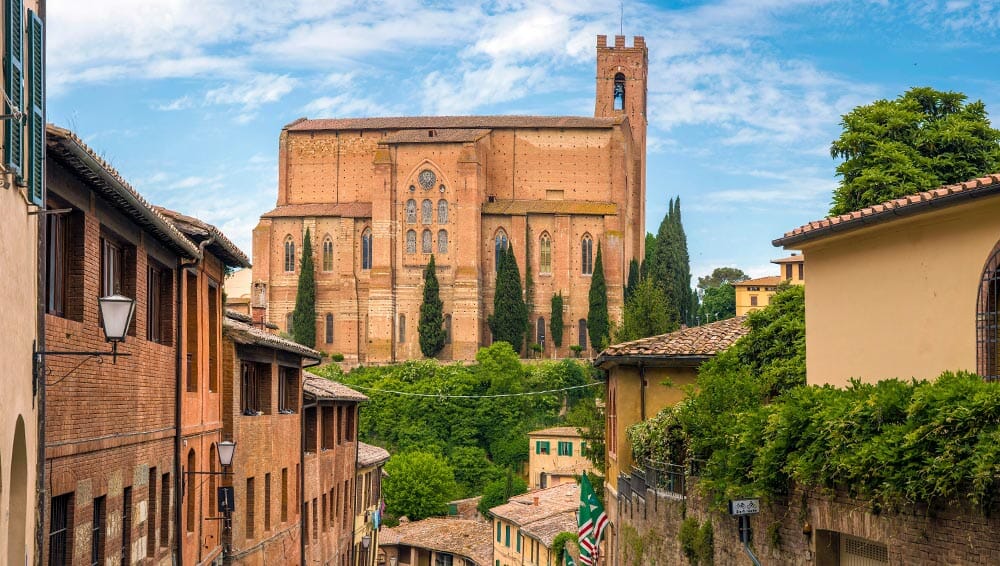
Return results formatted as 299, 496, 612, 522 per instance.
342, 381, 602, 399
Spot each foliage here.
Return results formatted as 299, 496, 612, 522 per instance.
642, 232, 657, 280
616, 277, 678, 343
625, 258, 640, 302
570, 345, 583, 357
648, 198, 694, 326
448, 446, 503, 497
551, 532, 578, 562
551, 292, 565, 348
695, 521, 714, 565
330, 353, 344, 362
587, 242, 609, 351
678, 517, 700, 564
382, 451, 459, 520
697, 267, 748, 290
566, 392, 606, 473
291, 228, 317, 347
697, 283, 736, 324
419, 255, 446, 358
477, 471, 528, 515
490, 245, 528, 353
830, 87, 1000, 216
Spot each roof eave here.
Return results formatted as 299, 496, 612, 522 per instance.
595, 354, 712, 370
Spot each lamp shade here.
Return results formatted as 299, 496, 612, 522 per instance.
98, 294, 136, 342
218, 441, 236, 467
361, 534, 372, 549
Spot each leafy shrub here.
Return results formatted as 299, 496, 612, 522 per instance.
330, 353, 345, 362
678, 517, 700, 564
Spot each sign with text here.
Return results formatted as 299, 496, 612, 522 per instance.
728, 498, 760, 516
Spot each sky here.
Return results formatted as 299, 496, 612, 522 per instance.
47, 0, 1000, 282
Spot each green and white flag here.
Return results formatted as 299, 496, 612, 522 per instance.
577, 473, 608, 565
564, 549, 577, 566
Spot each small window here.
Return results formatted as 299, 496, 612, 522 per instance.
539, 233, 552, 274
325, 313, 334, 344
322, 237, 334, 272
495, 230, 509, 271
536, 317, 545, 348
798, 262, 804, 281
49, 493, 74, 565
91, 495, 106, 566
241, 361, 272, 415
445, 314, 452, 345
121, 487, 132, 564
977, 242, 1000, 381
750, 295, 758, 307
322, 406, 335, 449
614, 72, 626, 111
264, 474, 272, 532
305, 407, 318, 452
286, 312, 293, 333
557, 441, 573, 456
45, 205, 83, 319
535, 441, 550, 455
147, 260, 173, 344
246, 477, 255, 538
422, 230, 432, 254
785, 264, 793, 280
406, 230, 417, 254
398, 314, 406, 343
278, 367, 299, 414
361, 228, 372, 270
437, 230, 448, 254
581, 234, 593, 275
208, 281, 219, 392
186, 450, 196, 532
578, 319, 588, 348
406, 199, 417, 224
284, 236, 295, 272
505, 525, 511, 547
438, 199, 448, 223
422, 199, 433, 223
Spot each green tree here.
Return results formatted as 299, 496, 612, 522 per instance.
625, 258, 640, 302
587, 242, 609, 350
550, 292, 564, 350
292, 228, 317, 347
489, 245, 527, 352
383, 451, 459, 520
477, 471, 528, 515
697, 267, 748, 290
615, 277, 677, 343
566, 394, 607, 473
830, 87, 1000, 215
448, 446, 502, 497
697, 283, 736, 323
641, 232, 656, 280
419, 255, 446, 358
649, 198, 694, 327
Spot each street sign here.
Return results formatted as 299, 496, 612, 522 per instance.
728, 498, 760, 516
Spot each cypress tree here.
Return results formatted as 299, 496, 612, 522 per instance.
550, 292, 564, 349
489, 245, 527, 351
292, 228, 317, 348
419, 254, 446, 358
587, 242, 609, 351
672, 198, 693, 325
625, 258, 640, 302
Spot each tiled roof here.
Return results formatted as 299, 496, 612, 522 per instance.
224, 309, 253, 324
261, 202, 372, 219
154, 206, 251, 268
771, 254, 804, 264
529, 427, 582, 438
302, 371, 368, 402
774, 174, 1000, 247
287, 115, 621, 132
733, 276, 782, 287
357, 442, 390, 467
223, 312, 323, 362
381, 129, 491, 144
596, 316, 749, 367
520, 510, 578, 548
378, 518, 492, 566
46, 125, 200, 259
490, 482, 579, 526
482, 200, 617, 216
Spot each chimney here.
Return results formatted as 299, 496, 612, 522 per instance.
533, 496, 539, 506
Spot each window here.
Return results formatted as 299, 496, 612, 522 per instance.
495, 230, 509, 271
445, 314, 452, 345
121, 486, 132, 564
978, 242, 1000, 381
536, 317, 545, 348
305, 407, 318, 452
281, 468, 289, 523
516, 532, 521, 553
49, 493, 73, 566
286, 312, 293, 333
246, 477, 255, 538
186, 450, 196, 532
346, 406, 355, 441
322, 406, 336, 449
438, 230, 448, 254
786, 264, 793, 280
265, 473, 272, 532
436, 555, 454, 566
101, 236, 125, 295
535, 441, 550, 455
406, 199, 417, 223
750, 295, 758, 307
798, 262, 804, 281
558, 441, 573, 456
147, 469, 157, 557
322, 493, 327, 532
422, 229, 432, 254
303, 504, 309, 547
398, 314, 406, 343
46, 206, 82, 318
241, 361, 272, 415
312, 499, 319, 540
608, 379, 617, 458
422, 199, 433, 223
438, 199, 448, 223
322, 237, 334, 271
505, 525, 511, 547
361, 228, 372, 270
208, 281, 219, 391
279, 367, 298, 413
539, 233, 552, 274
337, 406, 344, 444
578, 319, 588, 348
325, 313, 334, 344
581, 234, 593, 275
284, 236, 295, 272
160, 473, 170, 549
406, 229, 417, 254
91, 495, 106, 566
614, 72, 626, 110
147, 260, 173, 344
186, 271, 198, 392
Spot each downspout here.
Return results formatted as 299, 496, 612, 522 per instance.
639, 363, 646, 421
35, 4, 48, 563
300, 391, 316, 566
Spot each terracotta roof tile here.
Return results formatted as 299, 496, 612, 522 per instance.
154, 206, 251, 268
378, 518, 492, 566
302, 371, 368, 402
380, 129, 491, 144
261, 203, 372, 219
223, 312, 322, 362
733, 276, 782, 287
771, 254, 804, 264
287, 115, 621, 132
774, 174, 1000, 247
528, 427, 583, 438
490, 483, 580, 526
520, 511, 578, 548
596, 316, 749, 365
357, 442, 390, 467
482, 200, 617, 216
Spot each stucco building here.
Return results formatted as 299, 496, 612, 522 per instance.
526, 427, 592, 490
251, 35, 649, 363
378, 517, 492, 566
489, 482, 580, 566
733, 253, 804, 316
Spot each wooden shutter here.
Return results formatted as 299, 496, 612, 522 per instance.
26, 9, 40, 205
4, 0, 23, 177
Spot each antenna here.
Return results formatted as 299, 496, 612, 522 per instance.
620, 0, 624, 36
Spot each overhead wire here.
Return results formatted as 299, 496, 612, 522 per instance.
342, 381, 602, 399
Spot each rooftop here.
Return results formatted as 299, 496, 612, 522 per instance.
379, 517, 492, 566
261, 202, 372, 219
357, 442, 390, 468
774, 174, 1000, 248
529, 426, 583, 438
380, 128, 491, 144
771, 254, 804, 264
302, 371, 368, 402
223, 312, 323, 362
520, 510, 578, 548
482, 199, 617, 216
733, 276, 782, 287
154, 206, 251, 269
596, 316, 749, 368
490, 482, 579, 526
286, 115, 622, 132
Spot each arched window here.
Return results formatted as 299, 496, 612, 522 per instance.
581, 234, 594, 275
322, 236, 334, 272
537, 317, 546, 348
286, 312, 293, 333
186, 449, 196, 532
539, 233, 552, 274
406, 230, 417, 254
438, 200, 448, 223
978, 241, 1000, 380
614, 72, 626, 111
361, 228, 372, 270
422, 230, 432, 254
578, 319, 588, 349
495, 229, 509, 271
325, 313, 334, 344
445, 314, 452, 345
398, 314, 406, 343
284, 236, 295, 272
421, 200, 433, 224
406, 199, 417, 224
437, 230, 448, 254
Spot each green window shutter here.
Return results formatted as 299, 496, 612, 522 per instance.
4, 0, 22, 178
497, 521, 501, 542
516, 532, 521, 552
581, 441, 587, 455
535, 441, 539, 455
505, 525, 510, 546
25, 9, 40, 205
567, 442, 573, 456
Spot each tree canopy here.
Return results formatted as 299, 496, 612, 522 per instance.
490, 245, 528, 352
830, 87, 1000, 215
550, 292, 564, 350
477, 472, 528, 516
587, 242, 609, 351
615, 277, 677, 343
647, 198, 694, 326
698, 283, 736, 323
419, 255, 446, 358
291, 228, 317, 347
383, 451, 459, 520
697, 267, 749, 290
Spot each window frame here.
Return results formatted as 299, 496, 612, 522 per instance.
539, 232, 552, 274
284, 235, 295, 273
322, 237, 334, 272
581, 234, 594, 275
361, 228, 373, 270
437, 229, 448, 254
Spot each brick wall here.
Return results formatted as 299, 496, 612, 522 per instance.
303, 400, 358, 565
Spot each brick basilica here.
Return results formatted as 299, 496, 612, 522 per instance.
252, 35, 648, 363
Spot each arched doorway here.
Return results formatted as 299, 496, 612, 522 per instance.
977, 241, 1000, 380
7, 416, 28, 566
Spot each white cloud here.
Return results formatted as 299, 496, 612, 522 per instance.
206, 74, 298, 110
155, 96, 194, 111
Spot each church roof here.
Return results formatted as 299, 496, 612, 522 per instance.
482, 199, 617, 216
380, 128, 491, 144
261, 202, 373, 219
285, 115, 622, 132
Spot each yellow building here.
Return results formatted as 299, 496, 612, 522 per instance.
527, 427, 592, 490
224, 267, 253, 317
355, 442, 390, 566
733, 253, 805, 316
490, 482, 579, 566
774, 174, 1000, 387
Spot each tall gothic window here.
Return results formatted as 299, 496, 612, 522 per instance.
536, 317, 546, 348
578, 319, 588, 349
581, 234, 593, 275
406, 230, 417, 254
284, 236, 295, 272
539, 233, 552, 274
444, 314, 452, 345
978, 241, 1000, 381
361, 228, 372, 270
614, 72, 626, 111
322, 236, 334, 272
495, 229, 509, 272
398, 314, 406, 343
422, 229, 432, 254
437, 230, 448, 254
406, 199, 417, 224
325, 313, 334, 344
437, 200, 448, 223
422, 199, 433, 224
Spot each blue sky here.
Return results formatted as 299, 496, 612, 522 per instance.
48, 0, 1000, 282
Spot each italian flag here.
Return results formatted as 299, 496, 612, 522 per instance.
577, 473, 608, 565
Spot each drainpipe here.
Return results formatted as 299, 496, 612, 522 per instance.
301, 393, 316, 566
351, 410, 361, 566
174, 261, 185, 565
639, 363, 646, 421
35, 7, 48, 562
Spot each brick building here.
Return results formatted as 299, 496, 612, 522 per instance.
221, 310, 321, 564
251, 35, 649, 363
353, 442, 389, 566
301, 372, 366, 566
42, 125, 203, 564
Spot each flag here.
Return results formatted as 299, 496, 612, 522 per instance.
564, 549, 577, 566
577, 473, 608, 566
